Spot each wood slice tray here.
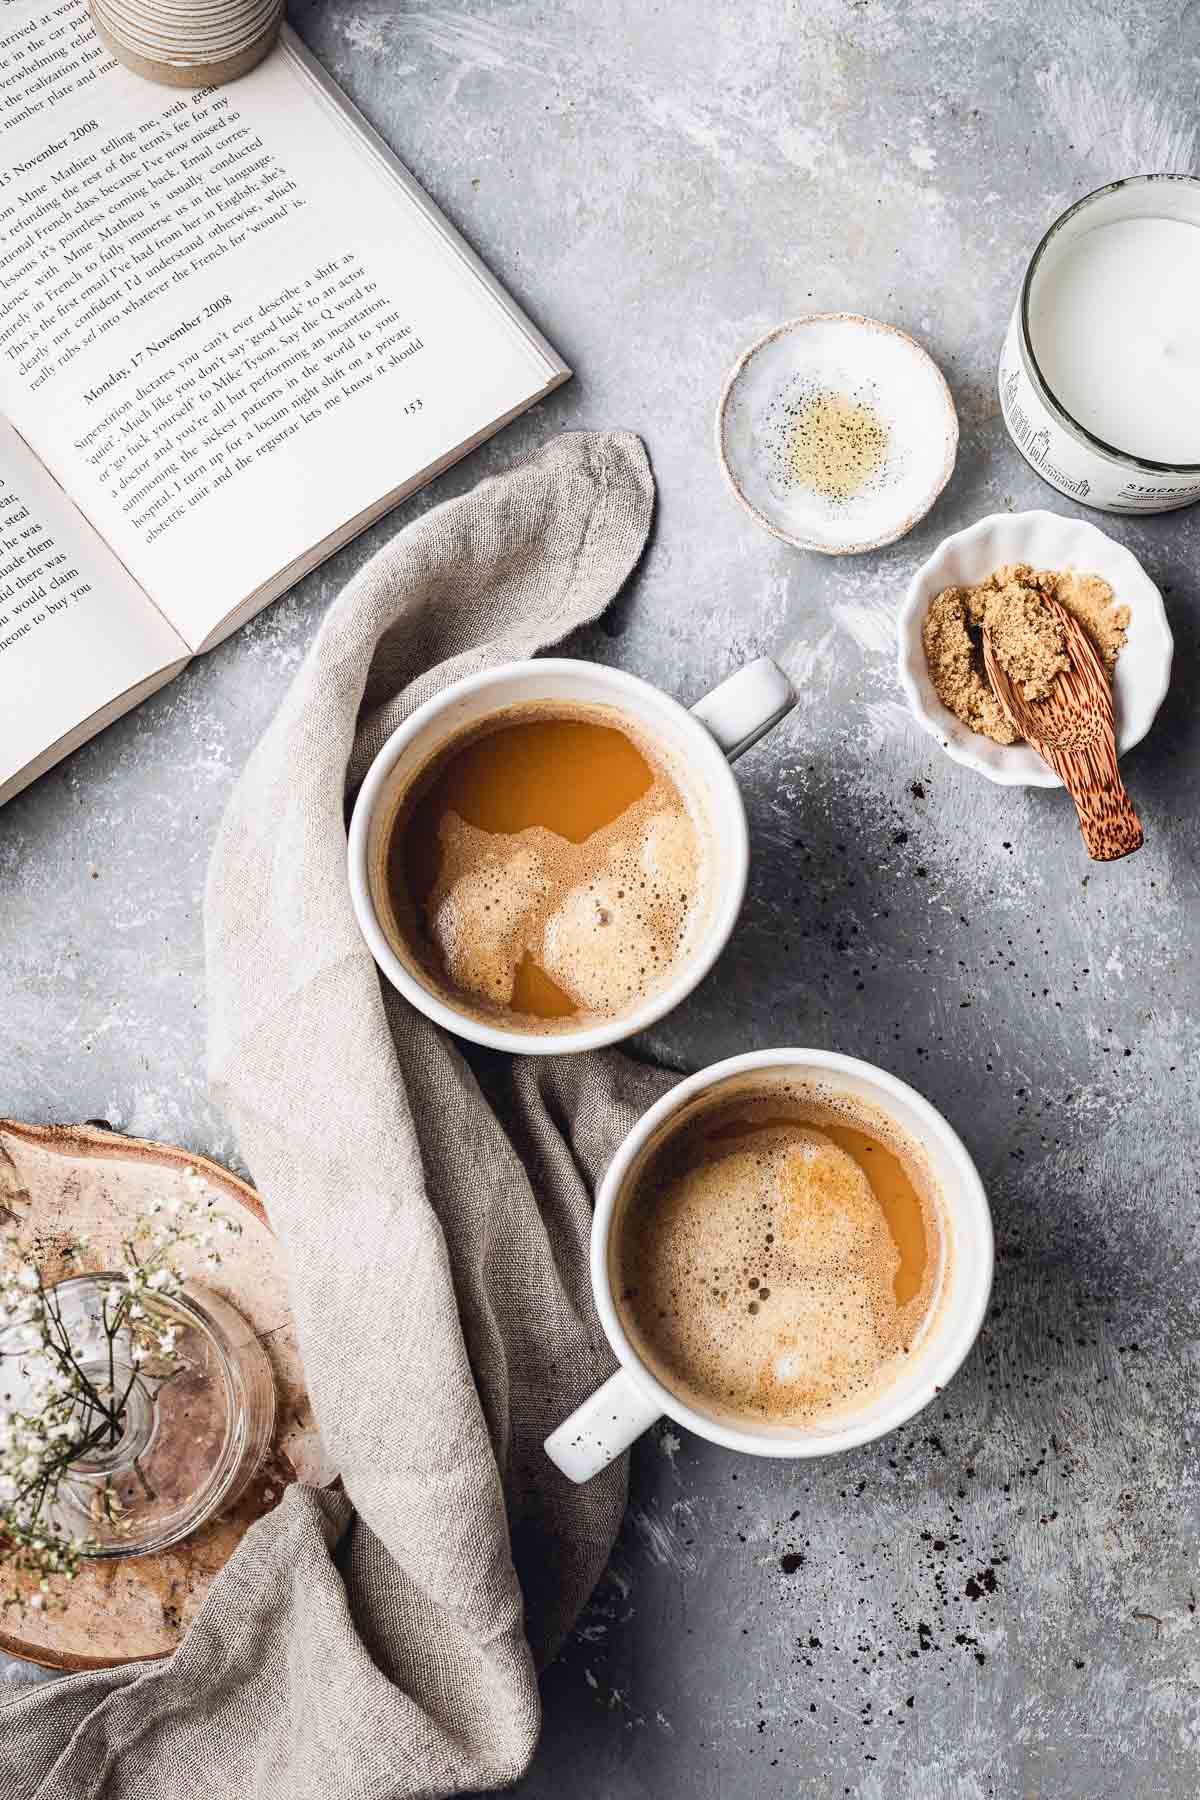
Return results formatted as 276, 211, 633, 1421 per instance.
0, 1120, 335, 1672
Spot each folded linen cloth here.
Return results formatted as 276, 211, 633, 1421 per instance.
0, 432, 677, 1799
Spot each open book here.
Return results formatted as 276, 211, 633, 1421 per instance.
0, 3, 568, 805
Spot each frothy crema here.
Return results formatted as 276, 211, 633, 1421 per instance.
381, 702, 713, 1032
613, 1085, 945, 1429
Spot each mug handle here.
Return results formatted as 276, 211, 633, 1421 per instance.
690, 656, 795, 762
544, 1367, 663, 1483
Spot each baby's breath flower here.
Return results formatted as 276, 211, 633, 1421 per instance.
1, 1170, 238, 1613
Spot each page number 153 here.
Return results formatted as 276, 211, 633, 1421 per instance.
403, 398, 423, 416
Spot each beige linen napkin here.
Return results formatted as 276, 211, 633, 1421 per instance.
0, 431, 676, 1799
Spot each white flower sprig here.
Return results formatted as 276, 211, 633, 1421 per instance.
0, 1167, 241, 1611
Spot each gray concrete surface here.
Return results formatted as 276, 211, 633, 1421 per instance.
3, 2, 1200, 1793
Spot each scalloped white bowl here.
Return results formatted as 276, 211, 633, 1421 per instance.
897, 511, 1173, 787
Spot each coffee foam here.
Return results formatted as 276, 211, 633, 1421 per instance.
540, 806, 698, 1013
427, 832, 551, 1005
614, 1087, 945, 1429
390, 704, 709, 1030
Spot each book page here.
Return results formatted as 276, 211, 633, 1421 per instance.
0, 414, 187, 802
0, 4, 563, 650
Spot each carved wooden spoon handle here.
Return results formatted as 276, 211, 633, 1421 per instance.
1050, 743, 1144, 861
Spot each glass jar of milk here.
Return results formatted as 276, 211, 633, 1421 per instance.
999, 174, 1200, 513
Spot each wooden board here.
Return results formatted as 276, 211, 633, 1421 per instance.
0, 1121, 336, 1671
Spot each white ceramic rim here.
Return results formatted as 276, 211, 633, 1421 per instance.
714, 312, 960, 555
590, 1048, 994, 1459
346, 659, 750, 1055
896, 509, 1175, 787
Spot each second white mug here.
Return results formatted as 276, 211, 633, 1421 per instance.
545, 1048, 993, 1480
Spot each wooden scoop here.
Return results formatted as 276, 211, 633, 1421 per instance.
982, 592, 1143, 862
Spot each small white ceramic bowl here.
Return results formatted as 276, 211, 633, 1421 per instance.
716, 313, 958, 554
897, 510, 1173, 786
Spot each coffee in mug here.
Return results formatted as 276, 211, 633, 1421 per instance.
349, 656, 796, 1055
376, 700, 716, 1034
612, 1075, 947, 1430
544, 1048, 991, 1480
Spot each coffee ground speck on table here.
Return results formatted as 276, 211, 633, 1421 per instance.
3, 0, 1200, 1794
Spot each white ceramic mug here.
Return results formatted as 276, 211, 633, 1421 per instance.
544, 1048, 993, 1481
347, 656, 795, 1054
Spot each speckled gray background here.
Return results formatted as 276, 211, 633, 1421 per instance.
3, 2, 1200, 1794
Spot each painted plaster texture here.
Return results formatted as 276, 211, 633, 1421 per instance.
2, 3, 1199, 1794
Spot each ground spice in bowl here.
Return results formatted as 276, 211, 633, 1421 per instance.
922, 563, 1130, 745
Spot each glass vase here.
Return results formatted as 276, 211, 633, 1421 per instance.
1, 1273, 275, 1558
